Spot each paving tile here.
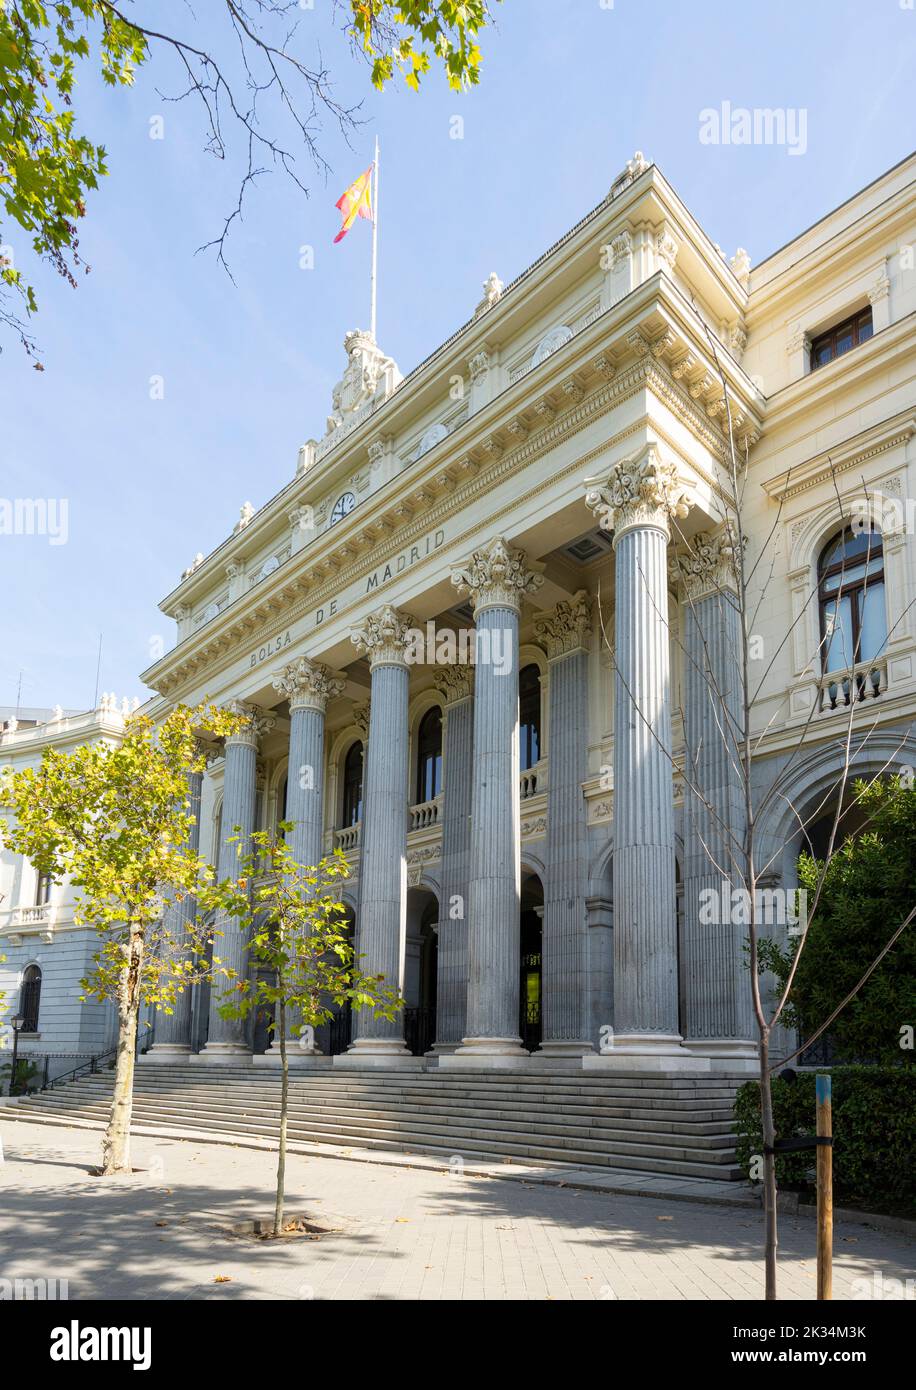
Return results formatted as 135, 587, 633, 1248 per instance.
0, 1118, 912, 1302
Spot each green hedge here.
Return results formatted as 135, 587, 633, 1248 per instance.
735, 1067, 916, 1216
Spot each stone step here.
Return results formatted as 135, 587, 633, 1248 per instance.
21, 1089, 739, 1145
17, 1097, 740, 1179
30, 1085, 736, 1132
50, 1067, 739, 1112
12, 1064, 744, 1182
136, 1063, 746, 1092
83, 1069, 743, 1104
16, 1098, 739, 1162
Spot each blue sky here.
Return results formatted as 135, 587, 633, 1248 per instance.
1, 0, 914, 713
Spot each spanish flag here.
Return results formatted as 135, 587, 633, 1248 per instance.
334, 165, 374, 244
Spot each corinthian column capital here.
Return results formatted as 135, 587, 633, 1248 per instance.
351, 604, 417, 669
272, 656, 344, 713
585, 443, 692, 544
669, 528, 742, 601
534, 590, 592, 659
222, 700, 276, 748
451, 536, 544, 616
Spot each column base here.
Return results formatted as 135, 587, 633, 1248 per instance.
439, 1037, 532, 1070
682, 1038, 760, 1074
192, 1043, 253, 1066
583, 1032, 711, 1073
333, 1038, 426, 1070
426, 1042, 459, 1055
140, 1044, 193, 1065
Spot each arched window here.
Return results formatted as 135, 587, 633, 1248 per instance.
19, 965, 41, 1033
519, 664, 542, 771
818, 526, 886, 674
342, 741, 364, 827
416, 707, 443, 803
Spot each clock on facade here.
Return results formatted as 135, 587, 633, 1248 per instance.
329, 491, 356, 526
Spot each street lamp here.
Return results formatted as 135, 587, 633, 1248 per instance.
8, 1014, 24, 1097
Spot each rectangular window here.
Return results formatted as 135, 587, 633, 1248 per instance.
810, 307, 873, 371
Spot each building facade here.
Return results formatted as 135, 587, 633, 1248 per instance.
16, 152, 916, 1078
0, 700, 138, 1081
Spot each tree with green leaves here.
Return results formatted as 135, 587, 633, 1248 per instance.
0, 703, 241, 1174
0, 1, 498, 358
759, 774, 916, 1066
205, 832, 403, 1237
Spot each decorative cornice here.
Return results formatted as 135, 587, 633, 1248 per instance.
222, 700, 276, 748
272, 656, 344, 713
534, 591, 592, 658
148, 324, 745, 697
451, 536, 543, 615
585, 443, 692, 543
351, 604, 417, 669
435, 664, 475, 703
761, 416, 916, 502
670, 529, 740, 600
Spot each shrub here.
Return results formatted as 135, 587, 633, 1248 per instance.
760, 775, 916, 1065
735, 1067, 915, 1215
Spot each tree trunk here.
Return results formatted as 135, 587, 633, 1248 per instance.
101, 930, 143, 1175
759, 1029, 779, 1300
273, 989, 288, 1236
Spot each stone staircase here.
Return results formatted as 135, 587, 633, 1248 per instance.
7, 1065, 746, 1181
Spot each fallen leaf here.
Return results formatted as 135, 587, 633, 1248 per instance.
214, 1275, 232, 1284
656, 1215, 674, 1222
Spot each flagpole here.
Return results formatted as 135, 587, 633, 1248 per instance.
370, 136, 379, 341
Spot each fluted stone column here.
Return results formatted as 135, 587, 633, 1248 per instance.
257, 657, 344, 1065
675, 532, 757, 1068
584, 443, 706, 1070
146, 759, 205, 1062
338, 605, 422, 1068
441, 537, 543, 1068
200, 702, 274, 1062
535, 593, 594, 1057
429, 665, 475, 1052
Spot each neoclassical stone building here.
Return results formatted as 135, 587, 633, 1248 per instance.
132, 150, 916, 1075
0, 700, 137, 1080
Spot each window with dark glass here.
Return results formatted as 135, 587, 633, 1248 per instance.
818, 526, 886, 673
519, 664, 542, 772
810, 308, 873, 370
342, 741, 364, 826
416, 706, 443, 803
35, 871, 52, 906
20, 965, 41, 1032
279, 775, 289, 837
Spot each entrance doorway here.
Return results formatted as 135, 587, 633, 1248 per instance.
405, 890, 438, 1055
519, 873, 544, 1051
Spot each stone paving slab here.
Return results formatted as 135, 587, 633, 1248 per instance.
0, 1119, 913, 1301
